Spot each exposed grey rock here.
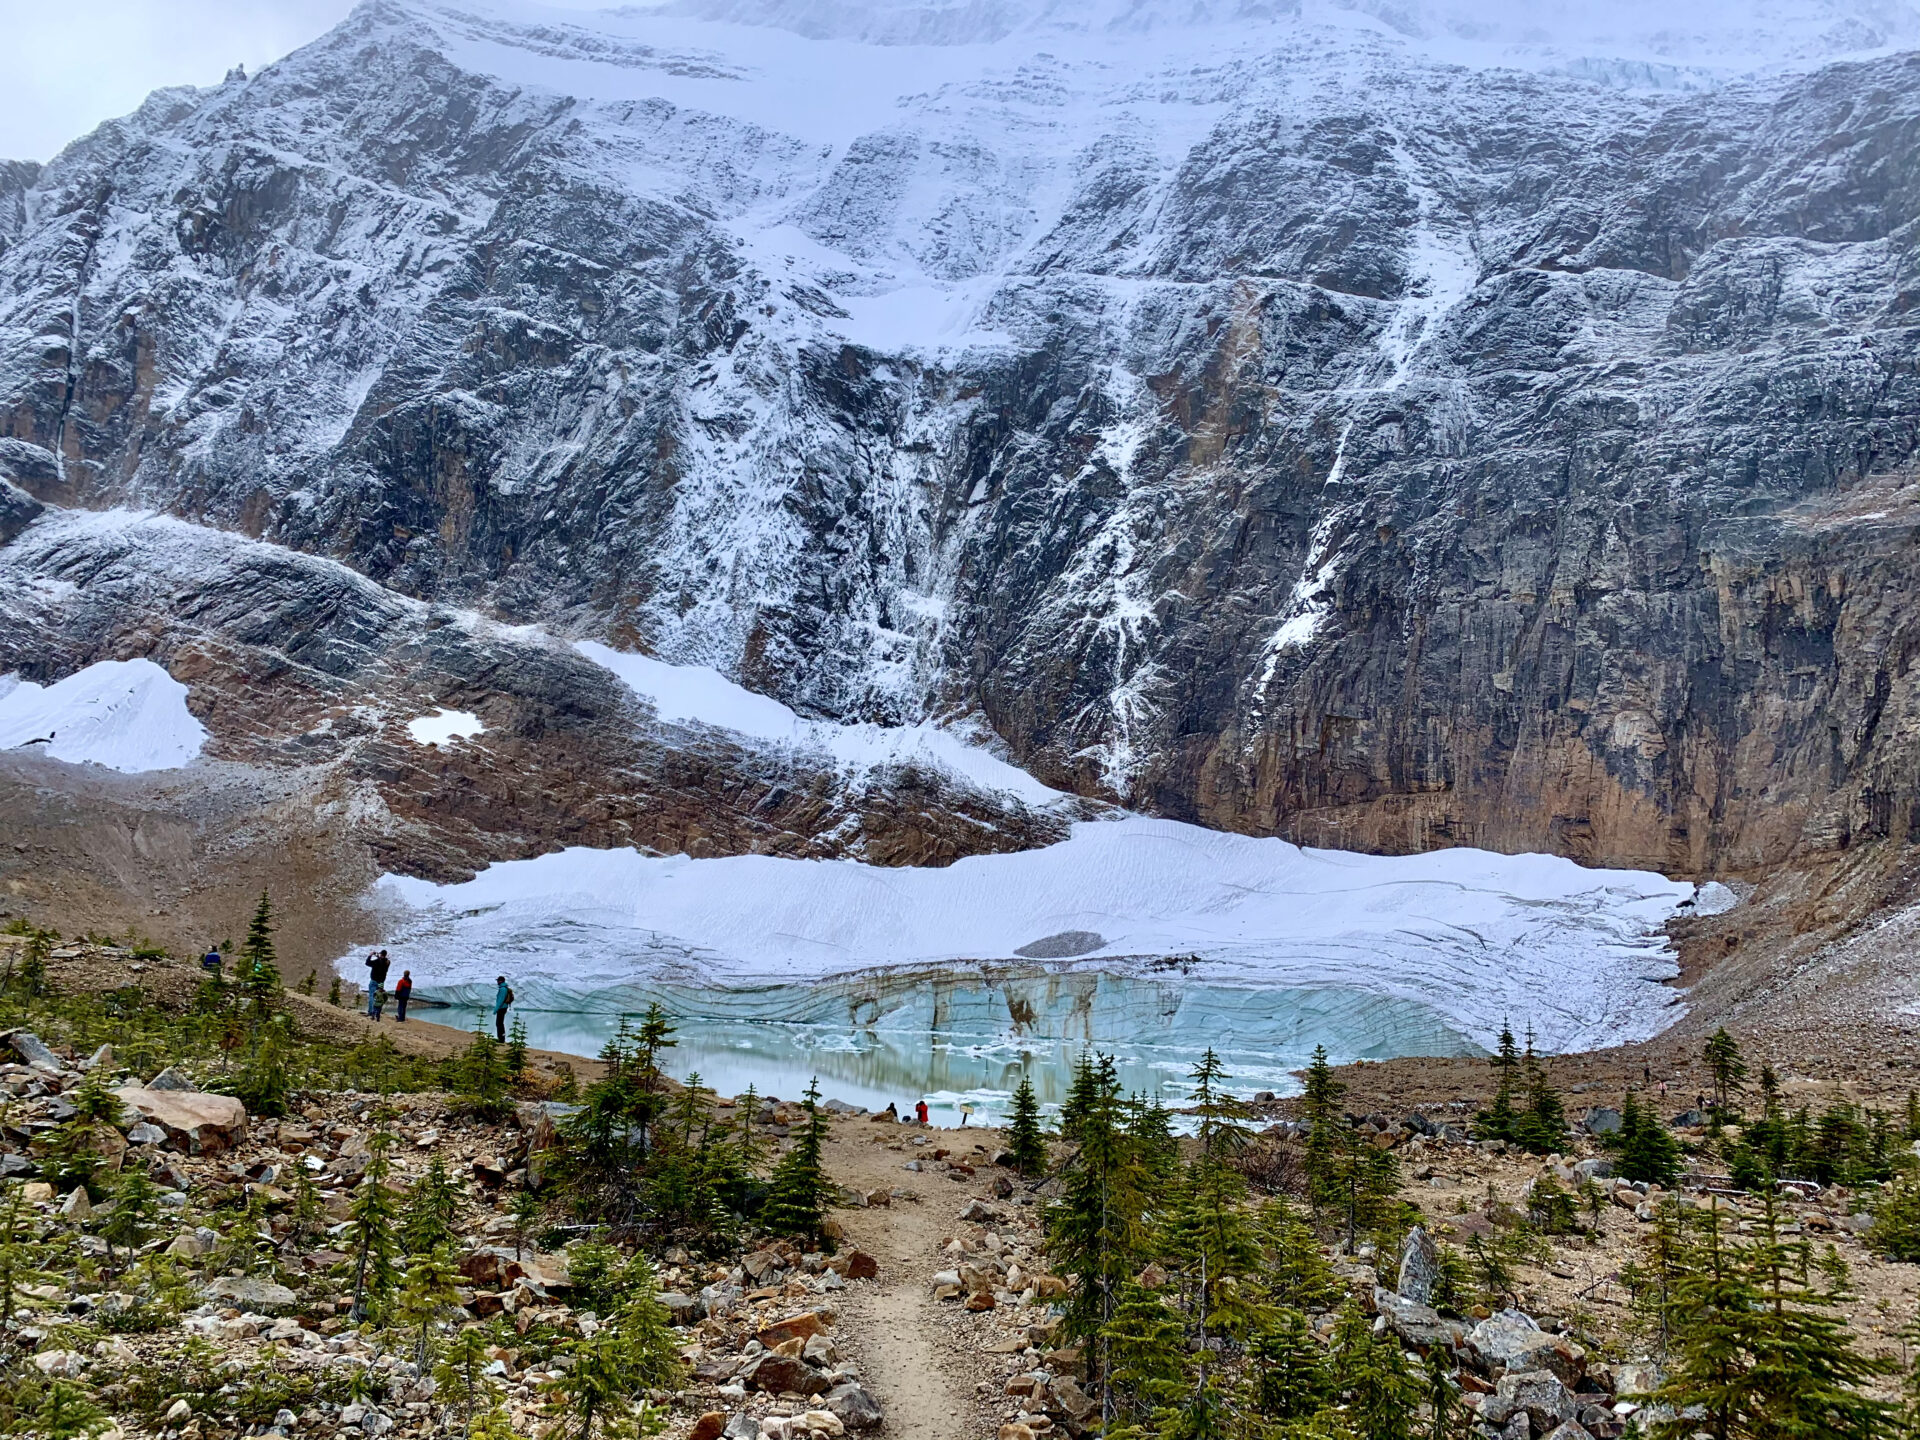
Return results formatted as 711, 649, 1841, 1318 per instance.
1, 3, 1918, 898
823, 1383, 884, 1432
6, 1032, 59, 1071
204, 1275, 299, 1313
1395, 1226, 1440, 1305
1372, 1287, 1465, 1350
1582, 1108, 1623, 1136
146, 1067, 197, 1093
1481, 1370, 1578, 1434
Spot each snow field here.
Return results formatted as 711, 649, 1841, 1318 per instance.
0, 659, 206, 773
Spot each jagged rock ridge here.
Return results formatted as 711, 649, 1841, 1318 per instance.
2, 0, 1920, 880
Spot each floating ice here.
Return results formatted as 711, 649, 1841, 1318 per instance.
0, 658, 206, 773
406, 708, 485, 747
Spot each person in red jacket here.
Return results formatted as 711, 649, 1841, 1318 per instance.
394, 970, 413, 1023
915, 1099, 930, 1126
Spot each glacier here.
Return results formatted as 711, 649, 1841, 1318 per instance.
367, 813, 1695, 1109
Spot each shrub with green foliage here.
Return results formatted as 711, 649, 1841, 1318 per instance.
1005, 1074, 1048, 1177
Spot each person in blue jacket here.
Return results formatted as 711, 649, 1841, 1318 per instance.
493, 975, 513, 1042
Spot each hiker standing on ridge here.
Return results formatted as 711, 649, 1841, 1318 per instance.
365, 949, 391, 1020
200, 945, 223, 977
494, 975, 513, 1042
395, 970, 413, 1023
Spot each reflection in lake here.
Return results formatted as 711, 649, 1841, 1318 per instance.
423, 964, 1483, 1127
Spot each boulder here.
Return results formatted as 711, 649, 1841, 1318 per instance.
1582, 1107, 1622, 1135
724, 1417, 760, 1440
660, 1292, 704, 1326
823, 1383, 883, 1431
756, 1311, 829, 1348
742, 1352, 829, 1396
1372, 1288, 1466, 1350
147, 1066, 197, 1092
1481, 1370, 1577, 1434
1541, 1423, 1593, 1440
1470, 1310, 1587, 1383
114, 1088, 246, 1155
6, 1031, 60, 1071
204, 1275, 299, 1313
743, 1249, 784, 1283
689, 1413, 728, 1440
1047, 1377, 1095, 1421
1395, 1226, 1440, 1305
958, 1199, 1002, 1223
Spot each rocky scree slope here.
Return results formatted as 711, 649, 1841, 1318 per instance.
1, 0, 1919, 889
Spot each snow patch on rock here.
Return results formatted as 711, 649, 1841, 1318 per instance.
406, 708, 485, 747
0, 659, 206, 773
576, 639, 1064, 805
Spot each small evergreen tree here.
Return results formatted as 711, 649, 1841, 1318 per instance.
1648, 1195, 1895, 1440
404, 1156, 463, 1255
1475, 1022, 1522, 1144
327, 976, 342, 1007
761, 1077, 831, 1245
1509, 1028, 1567, 1155
1867, 1171, 1920, 1263
1006, 1073, 1047, 1177
541, 1258, 682, 1440
507, 1016, 530, 1085
434, 1325, 499, 1434
397, 1242, 463, 1367
1613, 1089, 1683, 1187
238, 890, 281, 1013
348, 1122, 401, 1322
734, 1083, 765, 1173
1047, 1051, 1149, 1410
100, 1162, 163, 1264
1301, 1044, 1348, 1211
1248, 1306, 1327, 1422
1704, 1027, 1748, 1119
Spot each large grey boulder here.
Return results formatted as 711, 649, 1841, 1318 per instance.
1481, 1370, 1577, 1434
1395, 1225, 1440, 1305
204, 1275, 299, 1313
823, 1383, 884, 1431
1372, 1288, 1465, 1350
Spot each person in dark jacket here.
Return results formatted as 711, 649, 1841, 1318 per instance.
394, 970, 413, 1023
201, 946, 223, 976
493, 975, 512, 1042
365, 950, 391, 1019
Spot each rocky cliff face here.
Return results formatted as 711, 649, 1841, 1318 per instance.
4, 0, 1920, 880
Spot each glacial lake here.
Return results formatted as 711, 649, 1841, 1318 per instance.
416, 965, 1482, 1126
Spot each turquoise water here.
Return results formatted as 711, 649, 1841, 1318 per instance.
417, 965, 1482, 1126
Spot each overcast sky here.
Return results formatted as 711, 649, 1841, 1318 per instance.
4, 1, 356, 162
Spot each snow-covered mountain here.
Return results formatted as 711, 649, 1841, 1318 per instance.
4, 0, 1920, 884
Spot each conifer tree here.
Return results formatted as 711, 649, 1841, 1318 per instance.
1614, 1089, 1682, 1187
542, 1258, 682, 1440
1006, 1074, 1047, 1177
328, 976, 343, 1007
1248, 1305, 1326, 1422
1258, 1199, 1338, 1312
1475, 1023, 1522, 1144
397, 1242, 463, 1367
734, 1083, 764, 1173
404, 1156, 463, 1255
0, 1182, 56, 1326
349, 1121, 401, 1322
434, 1325, 499, 1434
1648, 1195, 1895, 1440
1301, 1045, 1348, 1211
1868, 1171, 1920, 1263
1126, 1092, 1181, 1184
497, 1015, 526, 1080
100, 1162, 163, 1264
761, 1077, 831, 1244
1704, 1027, 1748, 1119
1100, 1283, 1190, 1427
1510, 1027, 1567, 1155
1061, 1051, 1103, 1142
1047, 1051, 1149, 1411
238, 890, 281, 1013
